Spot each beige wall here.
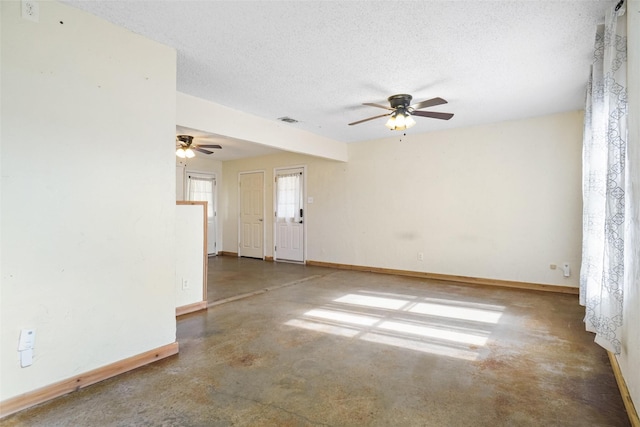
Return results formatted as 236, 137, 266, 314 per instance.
223, 111, 583, 287
221, 152, 330, 256
619, 0, 640, 411
0, 1, 177, 400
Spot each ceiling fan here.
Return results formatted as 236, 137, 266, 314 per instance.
348, 94, 454, 131
175, 135, 222, 158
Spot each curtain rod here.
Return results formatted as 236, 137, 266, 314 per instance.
615, 0, 624, 11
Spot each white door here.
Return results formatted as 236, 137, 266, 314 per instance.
275, 168, 304, 262
239, 172, 264, 259
187, 173, 217, 255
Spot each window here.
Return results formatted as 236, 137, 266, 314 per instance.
276, 172, 302, 222
187, 175, 214, 220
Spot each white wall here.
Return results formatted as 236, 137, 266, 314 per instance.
619, 0, 640, 411
223, 111, 583, 287
0, 1, 177, 401
175, 205, 205, 307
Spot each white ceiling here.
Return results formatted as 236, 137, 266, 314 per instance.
176, 125, 284, 161
64, 0, 610, 151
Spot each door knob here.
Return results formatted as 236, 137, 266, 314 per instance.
258, 219, 263, 222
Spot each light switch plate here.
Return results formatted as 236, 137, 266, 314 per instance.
18, 329, 36, 351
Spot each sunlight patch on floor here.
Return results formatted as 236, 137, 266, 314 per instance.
377, 320, 488, 346
304, 308, 380, 326
408, 302, 503, 324
285, 291, 505, 361
334, 294, 408, 310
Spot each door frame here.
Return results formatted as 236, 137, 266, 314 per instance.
238, 170, 266, 259
185, 170, 218, 255
273, 165, 307, 263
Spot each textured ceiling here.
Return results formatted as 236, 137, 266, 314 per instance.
63, 1, 610, 145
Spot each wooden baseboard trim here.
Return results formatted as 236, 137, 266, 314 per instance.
0, 342, 179, 418
218, 251, 238, 257
305, 260, 579, 295
176, 301, 207, 317
608, 352, 640, 427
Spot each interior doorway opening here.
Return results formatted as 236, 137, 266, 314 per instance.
186, 172, 217, 255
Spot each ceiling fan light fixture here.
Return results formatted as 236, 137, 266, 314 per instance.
404, 114, 416, 129
176, 134, 222, 158
349, 94, 452, 130
385, 109, 415, 131
385, 113, 396, 130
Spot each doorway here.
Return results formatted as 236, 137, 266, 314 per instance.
274, 167, 305, 262
186, 172, 217, 255
239, 171, 264, 259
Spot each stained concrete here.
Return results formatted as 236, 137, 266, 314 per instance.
207, 256, 330, 303
1, 259, 630, 426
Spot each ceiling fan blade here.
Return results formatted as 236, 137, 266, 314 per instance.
410, 97, 448, 110
193, 147, 214, 155
348, 112, 392, 126
363, 102, 393, 110
412, 110, 454, 120
196, 144, 222, 149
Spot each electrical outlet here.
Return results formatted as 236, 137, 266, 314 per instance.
562, 262, 571, 277
417, 252, 424, 262
18, 329, 36, 368
182, 279, 189, 290
22, 1, 39, 22
20, 349, 34, 367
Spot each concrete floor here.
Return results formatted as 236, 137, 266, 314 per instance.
207, 256, 330, 303
1, 258, 630, 426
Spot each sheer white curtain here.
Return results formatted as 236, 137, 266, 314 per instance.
580, 2, 628, 354
276, 173, 302, 223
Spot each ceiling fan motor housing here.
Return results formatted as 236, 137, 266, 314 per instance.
388, 94, 412, 109
177, 135, 194, 146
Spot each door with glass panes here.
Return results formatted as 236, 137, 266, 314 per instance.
275, 167, 304, 262
187, 173, 217, 255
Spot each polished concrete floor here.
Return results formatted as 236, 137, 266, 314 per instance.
1, 257, 630, 426
207, 256, 330, 303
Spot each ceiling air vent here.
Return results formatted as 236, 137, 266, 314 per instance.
277, 116, 299, 124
